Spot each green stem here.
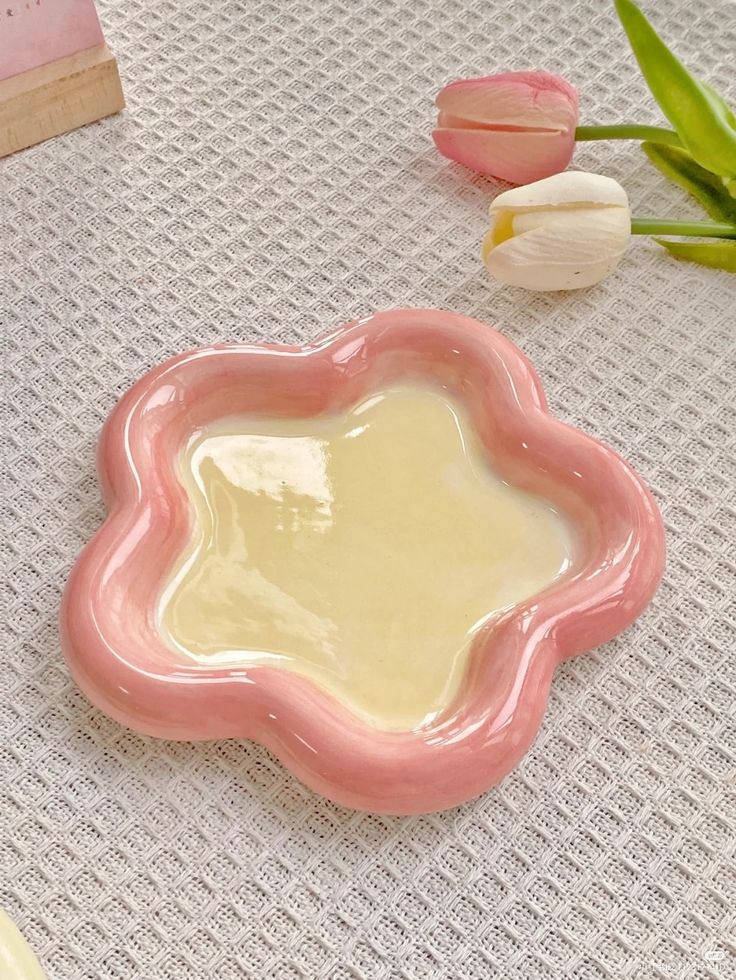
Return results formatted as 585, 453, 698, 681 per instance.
631, 218, 736, 238
575, 124, 681, 146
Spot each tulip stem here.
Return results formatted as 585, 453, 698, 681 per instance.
575, 124, 681, 146
631, 218, 736, 238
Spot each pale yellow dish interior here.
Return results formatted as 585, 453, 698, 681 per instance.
158, 384, 574, 730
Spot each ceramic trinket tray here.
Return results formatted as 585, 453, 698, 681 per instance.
61, 309, 665, 814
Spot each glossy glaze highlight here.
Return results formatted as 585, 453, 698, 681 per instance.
160, 385, 573, 729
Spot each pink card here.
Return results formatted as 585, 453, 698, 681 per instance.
0, 0, 104, 81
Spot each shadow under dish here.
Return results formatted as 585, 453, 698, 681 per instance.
158, 383, 575, 730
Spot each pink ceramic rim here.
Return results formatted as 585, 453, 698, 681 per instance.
60, 309, 665, 814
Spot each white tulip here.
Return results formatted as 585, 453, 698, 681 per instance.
482, 171, 631, 291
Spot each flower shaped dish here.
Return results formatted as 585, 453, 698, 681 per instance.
61, 309, 665, 814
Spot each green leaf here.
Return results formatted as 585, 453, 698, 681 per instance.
615, 0, 736, 182
702, 82, 736, 131
642, 142, 736, 224
655, 238, 736, 272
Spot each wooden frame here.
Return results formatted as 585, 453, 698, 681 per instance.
0, 43, 124, 158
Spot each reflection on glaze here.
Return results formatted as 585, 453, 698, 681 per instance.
159, 385, 573, 729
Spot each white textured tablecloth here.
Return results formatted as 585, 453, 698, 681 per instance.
2, 0, 735, 977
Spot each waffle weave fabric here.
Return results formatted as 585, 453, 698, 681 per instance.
1, 0, 735, 977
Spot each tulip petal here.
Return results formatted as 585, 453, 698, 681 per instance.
433, 71, 579, 184
489, 172, 629, 213
432, 128, 576, 184
484, 208, 631, 290
436, 72, 578, 132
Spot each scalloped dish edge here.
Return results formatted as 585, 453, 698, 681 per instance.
60, 309, 665, 814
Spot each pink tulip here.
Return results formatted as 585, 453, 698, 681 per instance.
432, 71, 579, 184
